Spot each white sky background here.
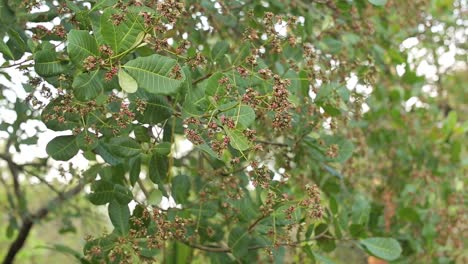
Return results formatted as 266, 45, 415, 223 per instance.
0, 3, 466, 209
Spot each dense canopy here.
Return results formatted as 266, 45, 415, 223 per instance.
0, 0, 466, 263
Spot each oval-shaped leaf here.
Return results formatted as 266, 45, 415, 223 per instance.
171, 174, 190, 204
118, 68, 138, 93
130, 90, 173, 124
123, 54, 185, 95
149, 152, 168, 184
360, 237, 402, 261
224, 105, 256, 128
108, 200, 130, 235
154, 142, 172, 155
72, 70, 105, 101
228, 227, 249, 259
129, 156, 141, 186
148, 189, 163, 205
106, 136, 141, 158
100, 9, 145, 55
225, 129, 250, 151
67, 30, 99, 66
34, 49, 67, 77
46, 135, 79, 161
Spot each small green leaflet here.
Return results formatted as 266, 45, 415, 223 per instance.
224, 105, 256, 128
46, 135, 79, 161
72, 70, 105, 101
67, 30, 99, 67
108, 200, 130, 235
118, 68, 138, 93
123, 54, 185, 95
225, 129, 250, 151
360, 237, 402, 261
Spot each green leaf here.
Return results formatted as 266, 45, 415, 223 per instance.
46, 135, 79, 161
228, 227, 249, 259
106, 136, 141, 158
113, 184, 133, 204
0, 41, 14, 60
148, 189, 163, 205
95, 142, 124, 165
360, 237, 402, 261
368, 0, 387, 6
224, 105, 256, 128
34, 49, 67, 77
67, 30, 99, 66
108, 200, 130, 235
225, 129, 250, 151
352, 195, 371, 226
123, 54, 185, 95
129, 156, 141, 186
315, 83, 337, 103
211, 41, 229, 62
204, 72, 226, 96
171, 174, 190, 204
100, 9, 145, 55
149, 152, 168, 184
154, 142, 172, 155
72, 70, 105, 101
118, 68, 138, 93
131, 90, 173, 124
87, 180, 114, 205
315, 224, 336, 252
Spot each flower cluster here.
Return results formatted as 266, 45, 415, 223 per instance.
83, 56, 105, 71
300, 184, 323, 219
157, 0, 185, 24
270, 75, 292, 130
85, 207, 193, 263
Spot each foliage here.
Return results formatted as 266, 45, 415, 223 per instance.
0, 0, 466, 263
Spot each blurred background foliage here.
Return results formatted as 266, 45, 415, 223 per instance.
0, 0, 466, 263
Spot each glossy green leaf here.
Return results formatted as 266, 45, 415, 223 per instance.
204, 72, 226, 96
100, 9, 145, 55
34, 49, 67, 77
67, 30, 99, 66
95, 142, 124, 165
123, 54, 185, 95
46, 135, 79, 161
106, 136, 141, 158
224, 105, 256, 128
0, 41, 14, 60
129, 156, 141, 186
72, 70, 105, 101
225, 129, 250, 151
171, 174, 190, 204
154, 142, 172, 155
360, 237, 402, 261
108, 200, 130, 235
228, 227, 249, 259
113, 184, 133, 204
211, 41, 229, 62
87, 180, 114, 205
131, 90, 173, 124
149, 152, 168, 184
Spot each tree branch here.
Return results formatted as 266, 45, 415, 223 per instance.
2, 183, 84, 264
186, 224, 331, 253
